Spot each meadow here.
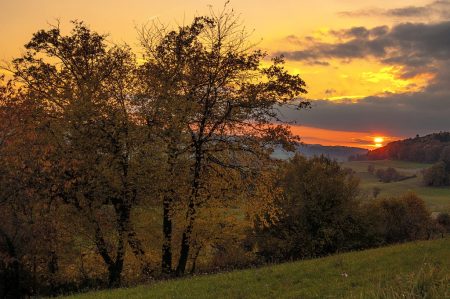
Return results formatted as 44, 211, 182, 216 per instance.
342, 160, 450, 213
63, 238, 450, 299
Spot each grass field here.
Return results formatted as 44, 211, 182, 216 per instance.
63, 238, 449, 299
342, 160, 450, 213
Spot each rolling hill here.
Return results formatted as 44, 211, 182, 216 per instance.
63, 238, 449, 299
352, 132, 450, 163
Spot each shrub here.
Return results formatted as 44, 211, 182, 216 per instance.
375, 167, 404, 183
422, 161, 450, 187
254, 155, 363, 262
362, 193, 433, 245
435, 213, 450, 237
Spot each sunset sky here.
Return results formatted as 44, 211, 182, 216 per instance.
1, 0, 449, 149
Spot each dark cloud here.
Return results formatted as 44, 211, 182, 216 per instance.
280, 93, 450, 136
279, 62, 450, 137
279, 21, 450, 78
305, 60, 330, 66
339, 0, 450, 20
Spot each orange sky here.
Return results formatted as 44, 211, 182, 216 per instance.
0, 0, 441, 148
288, 125, 399, 149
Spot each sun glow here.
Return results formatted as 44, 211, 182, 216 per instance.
374, 137, 384, 143
373, 136, 385, 148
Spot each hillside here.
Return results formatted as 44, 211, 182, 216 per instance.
272, 143, 368, 161
352, 132, 450, 163
64, 238, 449, 299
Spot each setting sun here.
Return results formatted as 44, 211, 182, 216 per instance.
373, 136, 385, 148
374, 137, 384, 144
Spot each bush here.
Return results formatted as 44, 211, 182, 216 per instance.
362, 193, 433, 245
375, 167, 404, 183
435, 213, 450, 237
422, 161, 450, 187
253, 155, 363, 262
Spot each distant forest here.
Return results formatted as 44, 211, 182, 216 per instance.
350, 132, 450, 164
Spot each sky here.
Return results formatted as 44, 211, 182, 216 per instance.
1, 0, 449, 149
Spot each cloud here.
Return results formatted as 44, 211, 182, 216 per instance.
276, 3, 450, 138
304, 60, 330, 66
279, 63, 450, 137
278, 20, 450, 80
339, 0, 450, 20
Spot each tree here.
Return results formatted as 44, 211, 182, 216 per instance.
9, 22, 149, 287
254, 155, 362, 261
375, 167, 403, 183
362, 193, 432, 244
422, 161, 449, 187
137, 5, 308, 275
435, 213, 450, 237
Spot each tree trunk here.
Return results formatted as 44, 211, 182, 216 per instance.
190, 244, 201, 275
161, 147, 178, 275
175, 145, 203, 276
175, 199, 196, 276
107, 259, 124, 288
109, 203, 129, 287
175, 220, 193, 276
162, 196, 173, 274
91, 201, 129, 288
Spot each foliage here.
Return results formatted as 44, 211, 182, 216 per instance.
375, 167, 408, 183
253, 155, 362, 262
422, 161, 450, 187
361, 193, 433, 245
136, 5, 308, 276
0, 5, 309, 295
2, 21, 151, 291
435, 213, 450, 236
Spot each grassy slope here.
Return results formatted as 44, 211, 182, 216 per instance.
342, 160, 450, 213
64, 238, 449, 299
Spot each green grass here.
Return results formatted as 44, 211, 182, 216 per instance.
342, 160, 450, 213
63, 238, 450, 299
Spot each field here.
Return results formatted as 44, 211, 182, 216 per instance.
342, 160, 450, 213
63, 238, 449, 299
